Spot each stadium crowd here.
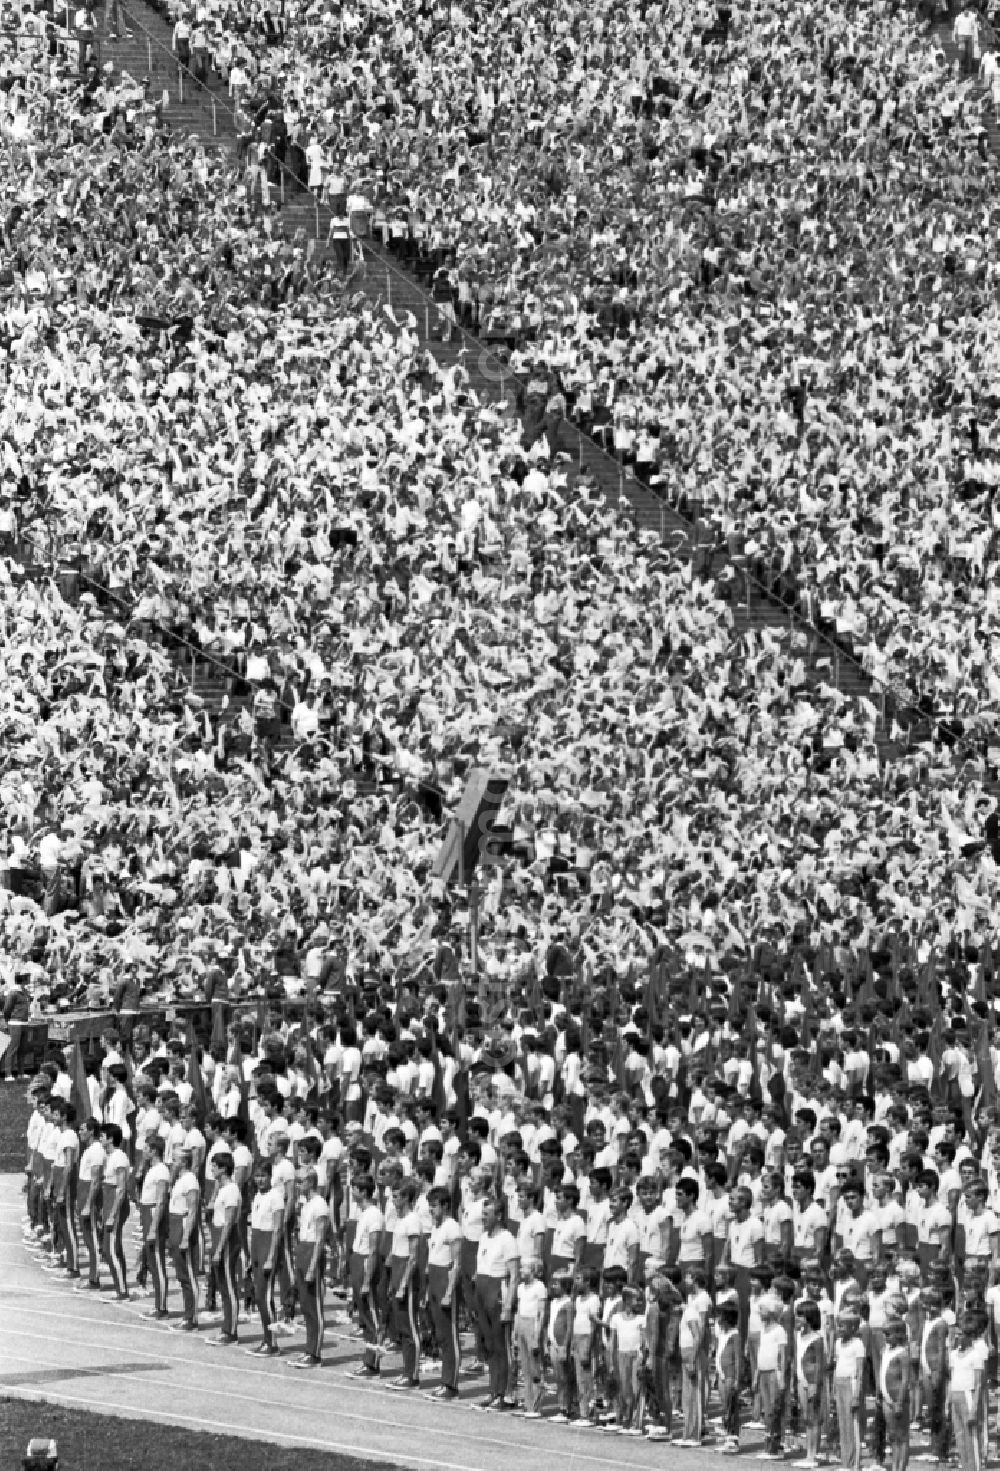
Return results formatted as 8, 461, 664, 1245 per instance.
6, 0, 1000, 1455
3, 2, 1000, 1026
148, 0, 1000, 724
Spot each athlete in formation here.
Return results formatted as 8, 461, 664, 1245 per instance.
17, 1023, 1000, 1466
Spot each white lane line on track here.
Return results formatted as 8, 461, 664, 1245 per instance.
0, 1378, 486, 1471
2, 1317, 665, 1470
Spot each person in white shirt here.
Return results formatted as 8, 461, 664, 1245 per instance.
438, 1113, 462, 1180
675, 1177, 713, 1278
208, 1151, 243, 1345
424, 1187, 463, 1398
605, 1187, 641, 1282
515, 1182, 547, 1274
134, 1083, 164, 1164
550, 1183, 586, 1277
305, 135, 325, 194
319, 1122, 344, 1216
338, 1026, 364, 1121
172, 10, 192, 68
98, 1032, 124, 1088
514, 1259, 548, 1418
934, 1141, 964, 1216
725, 1185, 764, 1348
164, 1056, 193, 1112
100, 1122, 132, 1301
704, 1162, 733, 1261
50, 1066, 72, 1105
24, 1090, 49, 1239
582, 1167, 612, 1270
140, 1133, 171, 1319
387, 1177, 424, 1389
458, 1160, 490, 1358
103, 1068, 132, 1147
216, 1067, 243, 1119
168, 1145, 201, 1330
38, 826, 61, 916
474, 1194, 518, 1410
49, 1098, 80, 1279
292, 1167, 330, 1368
179, 1103, 206, 1181
808, 1138, 840, 1210
635, 1175, 671, 1277
346, 1171, 385, 1379
833, 1177, 881, 1287
76, 1116, 105, 1290
791, 1169, 829, 1265
248, 1157, 286, 1357
269, 1128, 297, 1326
160, 1096, 187, 1178
871, 1171, 906, 1257
946, 1310, 988, 1471
832, 1309, 867, 1471
758, 1165, 794, 1270
954, 5, 980, 76
916, 1170, 953, 1281
219, 1117, 254, 1277
957, 1180, 1000, 1280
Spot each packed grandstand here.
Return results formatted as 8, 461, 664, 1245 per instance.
3, 0, 1000, 1025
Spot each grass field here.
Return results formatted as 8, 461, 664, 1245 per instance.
0, 1399, 406, 1471
0, 1085, 30, 1172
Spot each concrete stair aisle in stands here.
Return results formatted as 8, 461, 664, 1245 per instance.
115, 1, 236, 142
9, 541, 301, 752
95, 0, 902, 755
298, 233, 877, 684
931, 10, 1000, 146
299, 223, 882, 716
250, 131, 897, 724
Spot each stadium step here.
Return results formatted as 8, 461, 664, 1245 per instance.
115, 3, 237, 140
342, 238, 898, 722
91, 0, 924, 752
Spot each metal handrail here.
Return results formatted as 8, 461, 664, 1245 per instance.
10, 537, 296, 713
6, 526, 532, 819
